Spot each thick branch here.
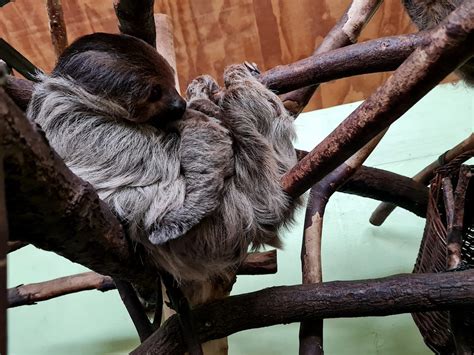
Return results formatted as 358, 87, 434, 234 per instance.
261, 33, 426, 95
8, 272, 114, 308
281, 1, 474, 198
114, 0, 156, 48
133, 270, 474, 355
280, 0, 384, 115
46, 0, 68, 57
0, 88, 158, 290
341, 166, 429, 217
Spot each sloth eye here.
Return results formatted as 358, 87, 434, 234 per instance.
148, 86, 162, 102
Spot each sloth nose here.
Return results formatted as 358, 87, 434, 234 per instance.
167, 97, 186, 121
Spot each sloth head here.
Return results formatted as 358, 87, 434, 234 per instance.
52, 32, 186, 126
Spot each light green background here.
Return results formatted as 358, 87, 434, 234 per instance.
8, 83, 473, 354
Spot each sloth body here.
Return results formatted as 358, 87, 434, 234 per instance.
402, 0, 474, 85
28, 33, 298, 282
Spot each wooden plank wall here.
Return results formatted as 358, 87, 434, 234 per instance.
0, 0, 441, 111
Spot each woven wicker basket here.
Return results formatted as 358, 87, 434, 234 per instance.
412, 152, 473, 354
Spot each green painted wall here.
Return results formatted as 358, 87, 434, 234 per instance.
8, 83, 473, 354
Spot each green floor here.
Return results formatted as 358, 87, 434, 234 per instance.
8, 82, 473, 354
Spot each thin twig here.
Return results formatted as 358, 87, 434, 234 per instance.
281, 1, 474, 198
370, 133, 474, 226
8, 272, 115, 308
46, 0, 68, 57
114, 279, 154, 342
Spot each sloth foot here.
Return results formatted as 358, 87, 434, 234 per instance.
186, 75, 220, 102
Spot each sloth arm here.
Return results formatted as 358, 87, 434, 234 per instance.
148, 108, 233, 245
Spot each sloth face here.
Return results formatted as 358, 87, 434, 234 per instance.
52, 32, 186, 126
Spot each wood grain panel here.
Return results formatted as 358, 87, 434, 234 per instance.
0, 0, 456, 110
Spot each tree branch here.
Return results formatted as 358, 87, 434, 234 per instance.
370, 133, 474, 226
114, 0, 156, 48
341, 166, 429, 217
296, 149, 429, 218
299, 132, 385, 355
132, 270, 474, 355
46, 0, 68, 58
6, 250, 276, 309
3, 32, 428, 113
281, 1, 474, 198
8, 272, 115, 308
261, 33, 427, 95
115, 279, 154, 342
280, 0, 384, 116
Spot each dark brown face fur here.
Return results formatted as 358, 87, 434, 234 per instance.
52, 33, 186, 125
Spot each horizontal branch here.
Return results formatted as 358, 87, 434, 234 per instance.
341, 166, 428, 217
8, 272, 114, 308
7, 251, 277, 308
261, 33, 427, 94
133, 270, 474, 355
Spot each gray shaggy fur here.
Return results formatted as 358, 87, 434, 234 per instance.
27, 64, 299, 282
402, 0, 474, 85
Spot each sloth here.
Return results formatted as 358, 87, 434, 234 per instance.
27, 33, 299, 282
401, 0, 473, 85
